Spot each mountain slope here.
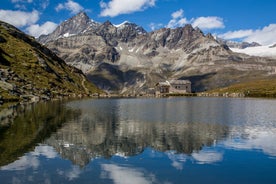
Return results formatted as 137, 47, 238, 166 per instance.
0, 21, 100, 103
206, 78, 276, 97
39, 13, 276, 94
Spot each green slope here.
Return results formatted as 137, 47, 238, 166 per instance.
0, 21, 101, 103
206, 78, 276, 97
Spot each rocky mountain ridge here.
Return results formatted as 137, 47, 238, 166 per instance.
215, 37, 262, 49
39, 12, 276, 94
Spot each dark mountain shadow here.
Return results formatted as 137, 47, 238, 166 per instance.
0, 48, 11, 66
180, 72, 217, 92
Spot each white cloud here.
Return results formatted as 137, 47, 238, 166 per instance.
100, 0, 156, 17
26, 21, 58, 37
223, 128, 276, 157
166, 151, 187, 170
11, 0, 49, 10
1, 145, 59, 171
0, 9, 39, 27
101, 164, 156, 184
166, 9, 224, 30
40, 0, 50, 10
55, 0, 84, 14
192, 150, 223, 164
11, 0, 33, 3
219, 24, 276, 45
192, 16, 225, 30
172, 9, 184, 19
244, 24, 276, 46
230, 46, 276, 58
64, 166, 82, 181
1, 155, 39, 171
218, 29, 254, 40
14, 4, 27, 10
149, 22, 163, 31
32, 145, 58, 159
167, 9, 188, 28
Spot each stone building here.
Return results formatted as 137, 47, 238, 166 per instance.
156, 80, 191, 94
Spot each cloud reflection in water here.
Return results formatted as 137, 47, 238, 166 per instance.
101, 164, 157, 184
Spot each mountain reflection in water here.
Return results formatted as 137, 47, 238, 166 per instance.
45, 118, 229, 167
1, 97, 276, 184
0, 98, 230, 167
0, 101, 81, 166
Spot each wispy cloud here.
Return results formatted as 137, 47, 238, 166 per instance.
149, 22, 163, 31
1, 155, 39, 171
166, 9, 224, 30
11, 0, 33, 10
55, 0, 84, 14
11, 0, 33, 3
223, 128, 276, 157
244, 24, 276, 45
57, 165, 82, 181
26, 21, 57, 37
10, 0, 49, 11
101, 164, 156, 184
40, 0, 50, 10
0, 9, 39, 27
192, 150, 223, 164
218, 29, 254, 40
192, 16, 225, 30
167, 9, 188, 28
100, 0, 156, 17
166, 151, 187, 170
219, 24, 276, 45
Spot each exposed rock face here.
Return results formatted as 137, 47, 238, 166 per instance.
39, 12, 276, 94
216, 37, 262, 49
0, 20, 100, 103
38, 12, 100, 43
270, 43, 276, 48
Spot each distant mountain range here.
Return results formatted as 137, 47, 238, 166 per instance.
37, 12, 276, 94
0, 20, 100, 103
215, 37, 276, 58
215, 37, 262, 49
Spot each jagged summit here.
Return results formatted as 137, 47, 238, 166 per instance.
38, 11, 99, 43
38, 13, 276, 94
38, 13, 148, 44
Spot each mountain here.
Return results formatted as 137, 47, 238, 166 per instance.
39, 12, 276, 94
0, 20, 100, 103
38, 12, 100, 44
270, 44, 276, 48
216, 37, 261, 49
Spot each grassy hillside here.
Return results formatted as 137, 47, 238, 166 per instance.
206, 78, 276, 97
0, 21, 101, 103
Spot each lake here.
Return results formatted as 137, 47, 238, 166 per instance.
0, 97, 276, 184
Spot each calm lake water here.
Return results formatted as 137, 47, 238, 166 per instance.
0, 97, 276, 184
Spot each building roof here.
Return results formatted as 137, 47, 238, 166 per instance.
156, 81, 170, 86
169, 80, 191, 85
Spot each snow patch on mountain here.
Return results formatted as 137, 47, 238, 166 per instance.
114, 21, 130, 28
230, 46, 276, 58
63, 32, 76, 38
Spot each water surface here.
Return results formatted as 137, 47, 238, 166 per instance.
0, 97, 276, 183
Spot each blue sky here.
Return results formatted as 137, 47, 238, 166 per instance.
0, 0, 276, 45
